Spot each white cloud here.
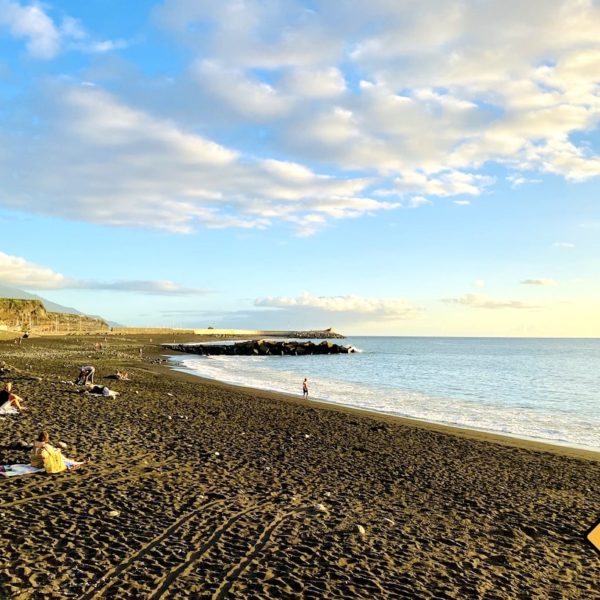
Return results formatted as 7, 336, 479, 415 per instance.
473, 280, 486, 289
443, 293, 539, 310
155, 0, 342, 69
255, 292, 421, 320
77, 280, 210, 295
408, 196, 432, 208
453, 200, 471, 206
0, 0, 128, 59
280, 67, 347, 98
0, 251, 208, 295
3, 0, 599, 237
394, 171, 493, 197
153, 0, 600, 186
0, 0, 60, 58
553, 241, 574, 248
193, 60, 293, 119
506, 174, 542, 188
521, 278, 558, 286
0, 251, 70, 289
0, 83, 397, 235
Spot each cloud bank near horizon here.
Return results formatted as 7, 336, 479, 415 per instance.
0, 251, 208, 295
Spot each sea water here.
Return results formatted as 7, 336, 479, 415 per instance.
169, 337, 600, 450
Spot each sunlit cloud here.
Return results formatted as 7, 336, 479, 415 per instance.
442, 293, 539, 310
255, 292, 421, 320
0, 84, 398, 235
155, 0, 600, 188
0, 251, 70, 289
1, 0, 598, 239
0, 251, 207, 295
520, 278, 558, 286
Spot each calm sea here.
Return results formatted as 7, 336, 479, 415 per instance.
169, 337, 600, 451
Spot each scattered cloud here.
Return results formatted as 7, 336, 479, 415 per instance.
0, 251, 207, 295
394, 171, 494, 198
77, 281, 211, 295
0, 84, 397, 235
443, 293, 539, 310
453, 200, 471, 206
1, 0, 599, 237
0, 0, 61, 59
255, 292, 421, 320
0, 0, 127, 59
154, 0, 600, 187
408, 196, 432, 208
553, 241, 574, 248
520, 278, 558, 286
506, 174, 542, 188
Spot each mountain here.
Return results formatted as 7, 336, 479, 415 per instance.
0, 283, 83, 315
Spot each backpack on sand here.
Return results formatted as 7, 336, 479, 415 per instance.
41, 445, 67, 474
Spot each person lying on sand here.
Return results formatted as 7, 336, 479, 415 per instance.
30, 431, 88, 474
0, 382, 27, 412
87, 385, 119, 398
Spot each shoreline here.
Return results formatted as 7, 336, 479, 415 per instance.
162, 351, 600, 463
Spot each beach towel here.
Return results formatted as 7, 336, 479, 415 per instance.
0, 459, 83, 477
0, 402, 18, 415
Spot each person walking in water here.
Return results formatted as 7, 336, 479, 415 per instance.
302, 378, 309, 399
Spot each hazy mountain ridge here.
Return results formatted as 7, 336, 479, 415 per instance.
0, 283, 82, 314
0, 283, 121, 327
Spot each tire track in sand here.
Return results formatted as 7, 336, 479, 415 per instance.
211, 506, 311, 600
81, 496, 227, 600
147, 501, 273, 600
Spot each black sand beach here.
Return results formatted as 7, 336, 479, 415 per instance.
1, 334, 599, 599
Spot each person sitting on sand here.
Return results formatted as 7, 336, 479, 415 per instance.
30, 431, 70, 474
0, 382, 27, 411
76, 365, 95, 385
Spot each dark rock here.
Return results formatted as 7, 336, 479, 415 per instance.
163, 339, 355, 357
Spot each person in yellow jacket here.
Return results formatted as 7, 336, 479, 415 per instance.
30, 431, 68, 474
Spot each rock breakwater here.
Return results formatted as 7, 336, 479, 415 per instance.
164, 339, 357, 356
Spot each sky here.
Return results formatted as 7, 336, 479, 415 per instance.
0, 0, 599, 336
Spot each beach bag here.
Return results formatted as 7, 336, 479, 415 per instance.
41, 445, 67, 474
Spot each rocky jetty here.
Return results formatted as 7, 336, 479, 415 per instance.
164, 339, 357, 356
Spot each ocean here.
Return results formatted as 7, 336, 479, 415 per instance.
169, 337, 600, 451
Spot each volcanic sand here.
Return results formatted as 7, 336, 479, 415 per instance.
1, 334, 599, 599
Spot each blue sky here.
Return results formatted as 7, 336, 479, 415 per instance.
0, 0, 599, 336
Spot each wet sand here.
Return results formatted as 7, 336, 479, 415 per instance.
1, 334, 599, 599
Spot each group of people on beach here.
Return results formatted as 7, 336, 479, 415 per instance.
1, 383, 87, 473
1, 362, 131, 475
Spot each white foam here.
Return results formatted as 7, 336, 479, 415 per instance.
170, 352, 600, 450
